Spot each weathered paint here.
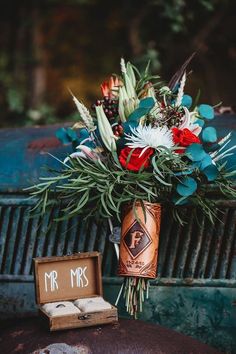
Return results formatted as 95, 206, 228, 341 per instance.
0, 279, 235, 353
0, 115, 236, 192
0, 124, 70, 192
104, 282, 236, 354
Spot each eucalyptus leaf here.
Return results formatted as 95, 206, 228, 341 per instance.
186, 143, 207, 161
198, 104, 214, 120
56, 128, 72, 144
128, 97, 155, 122
203, 164, 219, 181
202, 127, 217, 143
176, 177, 197, 197
181, 95, 192, 108
139, 97, 155, 109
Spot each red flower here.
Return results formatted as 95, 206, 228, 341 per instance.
101, 76, 120, 98
119, 147, 154, 171
172, 127, 200, 153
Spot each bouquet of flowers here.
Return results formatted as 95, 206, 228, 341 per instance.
30, 57, 236, 317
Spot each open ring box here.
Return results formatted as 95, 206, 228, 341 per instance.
33, 252, 118, 331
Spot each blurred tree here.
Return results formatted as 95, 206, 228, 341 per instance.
0, 0, 235, 128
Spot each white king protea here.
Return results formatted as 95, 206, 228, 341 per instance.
126, 124, 174, 155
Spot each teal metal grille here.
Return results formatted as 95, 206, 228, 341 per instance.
0, 194, 235, 281
158, 207, 236, 280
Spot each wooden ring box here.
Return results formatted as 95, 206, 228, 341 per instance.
34, 252, 118, 331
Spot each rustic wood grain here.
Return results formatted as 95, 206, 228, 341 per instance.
39, 306, 118, 331
34, 252, 117, 331
34, 252, 103, 304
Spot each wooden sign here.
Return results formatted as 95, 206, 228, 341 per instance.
34, 252, 102, 304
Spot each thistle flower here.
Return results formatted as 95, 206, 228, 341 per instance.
125, 124, 174, 155
159, 86, 172, 95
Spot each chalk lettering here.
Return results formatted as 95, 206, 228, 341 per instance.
70, 266, 88, 288
44, 270, 58, 292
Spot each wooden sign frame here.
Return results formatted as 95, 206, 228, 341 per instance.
34, 252, 103, 304
33, 252, 118, 331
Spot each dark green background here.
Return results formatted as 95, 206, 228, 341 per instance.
0, 0, 235, 127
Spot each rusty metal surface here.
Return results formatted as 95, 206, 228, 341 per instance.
0, 318, 222, 354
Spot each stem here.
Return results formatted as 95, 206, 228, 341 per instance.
123, 276, 150, 318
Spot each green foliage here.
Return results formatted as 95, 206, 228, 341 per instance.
26, 104, 58, 125
28, 145, 236, 225
28, 149, 175, 220
0, 0, 234, 127
6, 88, 25, 114
0, 51, 27, 118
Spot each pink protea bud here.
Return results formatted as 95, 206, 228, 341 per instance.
101, 76, 121, 98
101, 80, 110, 97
